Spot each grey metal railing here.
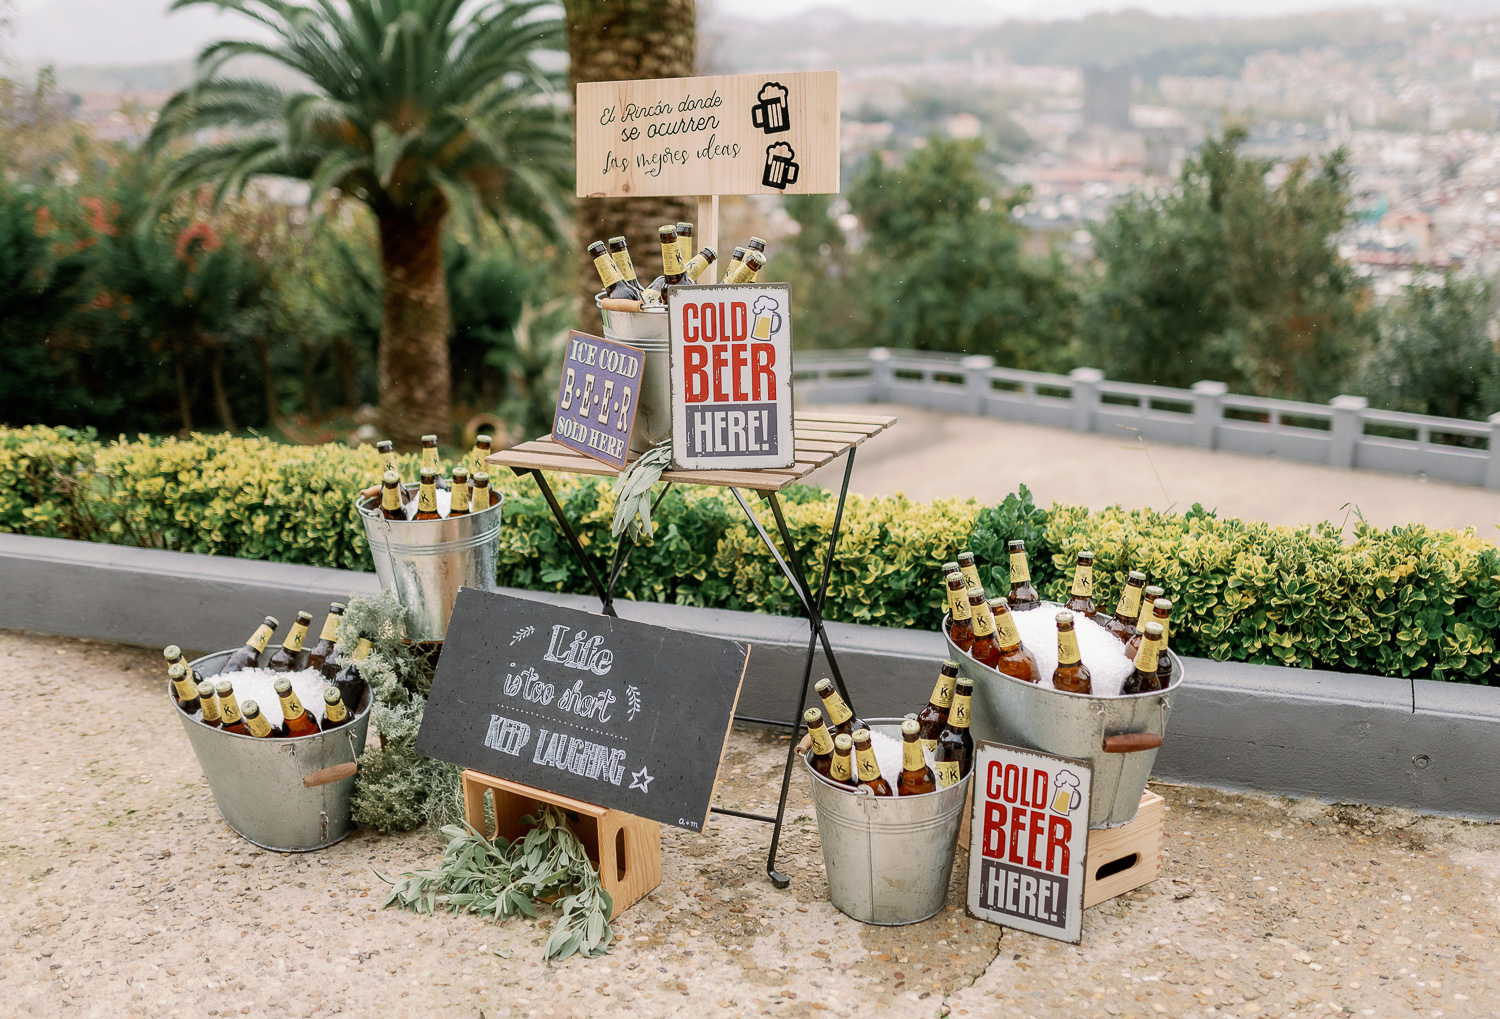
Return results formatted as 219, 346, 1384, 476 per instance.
791, 348, 1500, 490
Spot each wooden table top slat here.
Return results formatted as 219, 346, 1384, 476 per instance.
794, 411, 898, 427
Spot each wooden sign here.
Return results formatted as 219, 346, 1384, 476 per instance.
414, 589, 751, 832
551, 330, 643, 470
576, 71, 840, 198
966, 742, 1093, 944
667, 282, 794, 470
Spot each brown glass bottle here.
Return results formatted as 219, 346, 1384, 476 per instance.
196, 680, 223, 729
376, 439, 411, 507
471, 471, 494, 509
683, 246, 717, 282
241, 699, 275, 738
803, 708, 835, 777
746, 236, 768, 261
467, 434, 493, 477
305, 602, 346, 673
650, 224, 689, 291
1006, 540, 1040, 611
1124, 621, 1166, 695
163, 644, 184, 673
1064, 550, 1096, 616
945, 571, 974, 651
449, 468, 472, 516
322, 686, 350, 730
1125, 599, 1174, 686
379, 470, 404, 520
221, 616, 278, 674
956, 550, 982, 594
827, 733, 858, 788
1051, 611, 1092, 694
331, 636, 372, 710
607, 236, 644, 294
414, 467, 441, 520
1123, 592, 1166, 660
933, 678, 975, 789
723, 245, 748, 278
216, 680, 251, 736
168, 661, 201, 714
722, 249, 764, 285
851, 729, 894, 796
989, 597, 1042, 683
915, 659, 959, 753
897, 719, 938, 795
814, 677, 864, 736
675, 221, 695, 264
275, 677, 321, 738
590, 240, 642, 300
967, 586, 1002, 669
419, 433, 450, 489
1103, 570, 1148, 643
269, 611, 313, 672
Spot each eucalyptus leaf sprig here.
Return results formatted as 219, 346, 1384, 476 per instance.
611, 440, 671, 544
377, 807, 615, 964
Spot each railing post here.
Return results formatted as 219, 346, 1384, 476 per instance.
1486, 413, 1500, 491
1069, 367, 1103, 434
869, 347, 892, 403
1328, 394, 1368, 469
960, 354, 994, 417
1190, 380, 1227, 450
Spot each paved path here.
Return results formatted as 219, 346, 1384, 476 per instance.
803, 404, 1500, 538
4, 628, 1500, 1018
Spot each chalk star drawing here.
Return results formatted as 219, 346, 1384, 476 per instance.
629, 767, 653, 793
625, 684, 642, 721
509, 626, 535, 646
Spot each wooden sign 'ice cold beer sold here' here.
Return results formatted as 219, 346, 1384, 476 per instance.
667, 282, 794, 470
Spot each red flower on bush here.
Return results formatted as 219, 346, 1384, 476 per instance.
175, 220, 222, 265
79, 196, 119, 236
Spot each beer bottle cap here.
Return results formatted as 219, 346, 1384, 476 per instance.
264, 616, 280, 628
967, 585, 983, 599
376, 440, 394, 453
475, 434, 492, 445
989, 596, 1009, 609
295, 611, 313, 624
1143, 622, 1164, 637
747, 236, 767, 251
607, 235, 627, 246
163, 645, 182, 661
941, 560, 959, 571
472, 471, 490, 484
421, 434, 438, 444
851, 728, 870, 744
1055, 611, 1074, 626
324, 687, 342, 705
196, 681, 215, 698
215, 679, 234, 695
833, 734, 853, 750
676, 221, 694, 234
330, 602, 346, 612
1078, 549, 1095, 559
954, 677, 975, 692
1007, 539, 1025, 551
382, 470, 399, 485
957, 550, 974, 561
658, 224, 677, 239
901, 718, 920, 737
698, 246, 716, 261
941, 659, 959, 670
452, 466, 470, 482
1128, 570, 1147, 582
1155, 598, 1173, 611
744, 250, 766, 269
419, 467, 438, 481
273, 677, 293, 695
587, 240, 608, 256
813, 678, 833, 693
167, 662, 186, 678
242, 699, 261, 716
1143, 585, 1164, 599
802, 707, 822, 725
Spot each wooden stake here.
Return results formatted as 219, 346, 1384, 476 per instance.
697, 194, 719, 283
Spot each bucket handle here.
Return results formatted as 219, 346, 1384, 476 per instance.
1098, 694, 1173, 753
303, 730, 361, 788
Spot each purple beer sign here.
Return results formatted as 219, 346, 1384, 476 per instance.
552, 330, 643, 470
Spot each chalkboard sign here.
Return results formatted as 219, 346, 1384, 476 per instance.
415, 589, 751, 832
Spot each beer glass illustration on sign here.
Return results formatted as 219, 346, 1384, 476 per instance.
750, 296, 783, 340
762, 142, 799, 190
1051, 770, 1082, 816
751, 81, 791, 134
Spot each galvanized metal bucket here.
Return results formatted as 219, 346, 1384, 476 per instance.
177, 648, 372, 852
356, 488, 503, 641
597, 295, 671, 453
805, 719, 971, 925
945, 620, 1184, 828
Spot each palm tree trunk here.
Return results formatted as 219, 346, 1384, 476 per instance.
171, 339, 194, 434
376, 206, 452, 447
566, 0, 697, 324
208, 342, 237, 432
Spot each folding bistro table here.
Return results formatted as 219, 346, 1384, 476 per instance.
487, 411, 896, 887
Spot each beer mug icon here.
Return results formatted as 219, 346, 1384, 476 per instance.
762, 142, 799, 190
1051, 770, 1082, 815
750, 296, 782, 340
752, 81, 791, 134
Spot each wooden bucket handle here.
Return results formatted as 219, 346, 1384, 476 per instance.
1102, 733, 1163, 754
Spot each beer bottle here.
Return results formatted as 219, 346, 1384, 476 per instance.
933, 677, 975, 788
675, 221, 695, 264
828, 733, 858, 788
168, 661, 201, 714
1051, 611, 1092, 694
945, 571, 974, 651
1104, 571, 1148, 643
722, 249, 764, 285
897, 718, 938, 796
989, 597, 1042, 683
683, 246, 717, 282
746, 236, 768, 262
851, 728, 894, 797
1006, 540, 1040, 611
215, 679, 251, 736
967, 586, 1002, 669
221, 616, 278, 674
915, 659, 959, 753
814, 677, 863, 737
956, 550, 982, 593
196, 680, 223, 728
803, 707, 835, 778
1124, 598, 1174, 680
723, 245, 748, 278
472, 471, 494, 509
419, 434, 451, 490
607, 236, 645, 294
241, 699, 275, 739
379, 469, 405, 520
448, 468, 471, 516
322, 686, 350, 729
274, 676, 321, 738
332, 636, 372, 710
650, 224, 689, 292
1124, 621, 1166, 695
375, 439, 411, 507
305, 602, 346, 673
1133, 585, 1164, 636
1064, 550, 1096, 616
414, 467, 441, 520
467, 434, 493, 475
269, 610, 313, 672
589, 239, 642, 300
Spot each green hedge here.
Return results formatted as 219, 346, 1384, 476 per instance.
3, 426, 1498, 683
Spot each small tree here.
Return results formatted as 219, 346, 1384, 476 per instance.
1360, 275, 1500, 421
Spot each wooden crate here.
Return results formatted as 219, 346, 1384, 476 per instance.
461, 770, 662, 915
1082, 790, 1165, 908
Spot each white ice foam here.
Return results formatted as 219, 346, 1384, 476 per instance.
214, 665, 335, 730
1007, 602, 1136, 698
869, 729, 906, 790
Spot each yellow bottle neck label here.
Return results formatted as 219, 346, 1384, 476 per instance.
830, 751, 852, 782
660, 241, 686, 276
819, 691, 852, 726
594, 252, 624, 286
245, 711, 273, 738
1135, 637, 1161, 674
808, 724, 834, 755
947, 585, 972, 621
352, 639, 373, 663
1116, 585, 1143, 620
949, 693, 972, 728
970, 602, 996, 638
382, 484, 401, 512
283, 622, 308, 653
855, 748, 882, 783
1156, 619, 1170, 651
1071, 565, 1093, 598
173, 672, 199, 700
219, 694, 243, 725
248, 624, 274, 654
959, 563, 980, 590
684, 253, 710, 280
280, 690, 306, 720
929, 672, 955, 710
199, 693, 221, 723
1136, 599, 1155, 630
611, 249, 637, 281
679, 237, 694, 264
380, 451, 398, 472
325, 698, 348, 724
319, 614, 341, 642
1057, 628, 1082, 665
723, 261, 755, 284
418, 484, 438, 514
934, 760, 962, 789
921, 736, 939, 754
1009, 551, 1030, 584
903, 738, 926, 773
994, 610, 1021, 648
421, 447, 439, 470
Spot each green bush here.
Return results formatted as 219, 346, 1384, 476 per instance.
2, 425, 1497, 683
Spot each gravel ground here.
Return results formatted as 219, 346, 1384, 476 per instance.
4, 628, 1499, 1018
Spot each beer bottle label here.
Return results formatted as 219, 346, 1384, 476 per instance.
934, 760, 962, 789
247, 624, 274, 654
808, 725, 834, 756
352, 639, 373, 663
173, 672, 199, 701
1057, 628, 1082, 666
199, 692, 222, 724
380, 450, 397, 471
421, 446, 439, 472
593, 252, 624, 286
382, 483, 401, 512
451, 482, 471, 513
1071, 564, 1093, 598
684, 253, 710, 280
1134, 636, 1161, 674
325, 698, 348, 724
902, 738, 926, 774
1115, 585, 1143, 621
949, 693, 972, 729
418, 484, 438, 515
994, 610, 1022, 649
829, 752, 852, 783
245, 711, 273, 738
921, 736, 939, 755
660, 240, 686, 277
722, 261, 754, 285
946, 585, 972, 621
219, 694, 244, 725
970, 602, 996, 638
959, 562, 980, 591
319, 614, 341, 642
820, 691, 852, 726
1157, 621, 1170, 652
1136, 599, 1156, 631
855, 750, 882, 783
610, 249, 637, 282
929, 672, 955, 711
1009, 551, 1031, 584
281, 690, 307, 721
283, 622, 308, 653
